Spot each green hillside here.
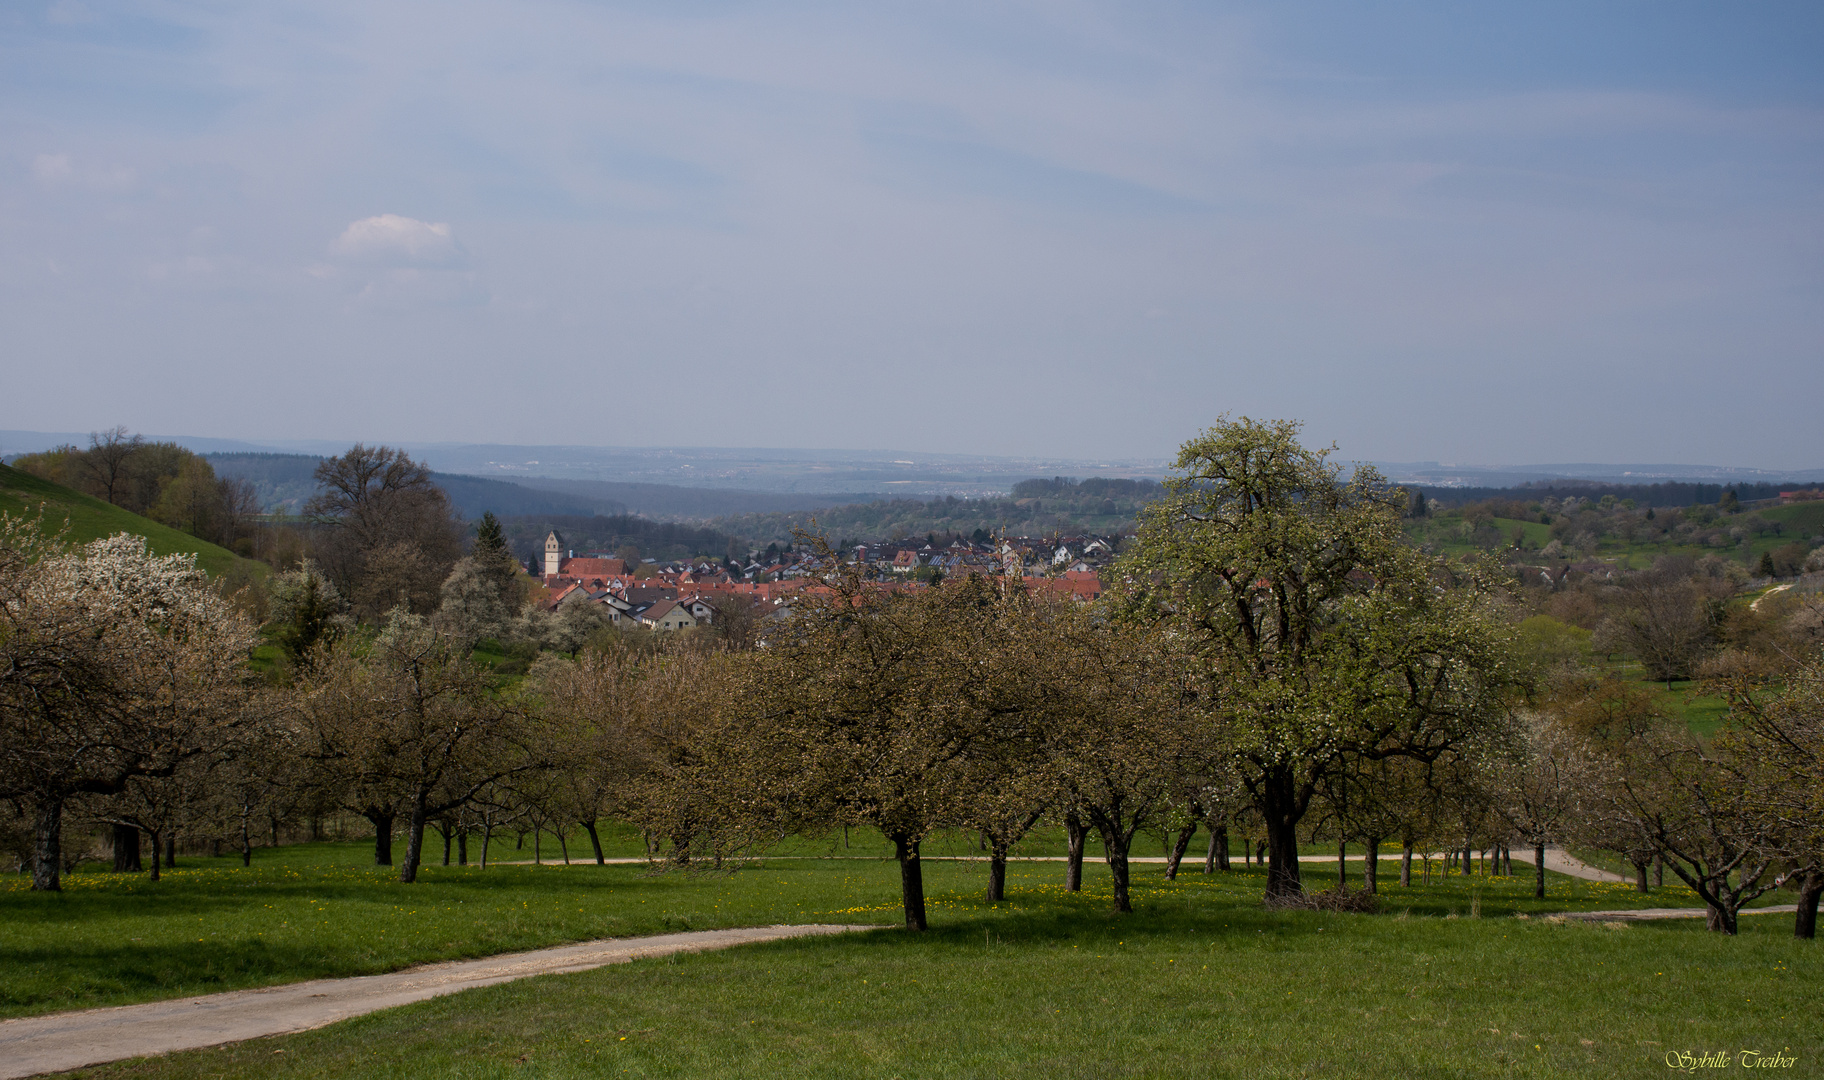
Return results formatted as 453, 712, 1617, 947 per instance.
0, 462, 261, 580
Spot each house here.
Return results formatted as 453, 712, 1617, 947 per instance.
891, 550, 922, 573
636, 599, 698, 632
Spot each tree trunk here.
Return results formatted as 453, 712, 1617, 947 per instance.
1064, 812, 1086, 893
32, 798, 65, 891
1164, 822, 1195, 881
1794, 872, 1823, 940
1261, 793, 1305, 899
987, 839, 1008, 903
1654, 854, 1664, 888
559, 829, 570, 865
892, 834, 928, 931
1092, 818, 1135, 914
1204, 825, 1223, 873
1461, 838, 1471, 876
367, 808, 395, 866
112, 822, 142, 873
399, 793, 429, 884
240, 812, 253, 867
1632, 858, 1649, 894
1503, 844, 1512, 877
584, 822, 605, 865
147, 827, 162, 883
1364, 836, 1380, 894
164, 833, 176, 868
1337, 837, 1347, 888
1704, 903, 1738, 935
458, 830, 468, 866
1400, 842, 1413, 888
1533, 843, 1546, 899
480, 825, 493, 869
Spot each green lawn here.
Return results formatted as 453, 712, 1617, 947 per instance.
28, 850, 1816, 1080
1, 836, 1768, 1020
0, 462, 262, 581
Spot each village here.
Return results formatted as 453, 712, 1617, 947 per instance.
532, 529, 1116, 630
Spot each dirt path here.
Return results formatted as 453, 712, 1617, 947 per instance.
0, 924, 858, 1080
1504, 846, 1627, 883
1555, 905, 1798, 922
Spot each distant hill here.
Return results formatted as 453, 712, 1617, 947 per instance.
205, 454, 617, 520
0, 462, 261, 581
713, 476, 1164, 546
1411, 479, 1824, 510
510, 477, 880, 519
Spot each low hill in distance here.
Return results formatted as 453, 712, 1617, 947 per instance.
0, 462, 261, 581
508, 476, 882, 520
205, 454, 870, 522
710, 476, 1165, 546
206, 454, 620, 520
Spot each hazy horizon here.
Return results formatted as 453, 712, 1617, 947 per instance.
5, 2, 1820, 467
6, 427, 1821, 495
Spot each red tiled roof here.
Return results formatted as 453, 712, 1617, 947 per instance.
560, 557, 628, 578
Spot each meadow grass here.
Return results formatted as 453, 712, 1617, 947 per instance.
0, 462, 260, 581
1, 835, 1772, 1022
38, 855, 1820, 1080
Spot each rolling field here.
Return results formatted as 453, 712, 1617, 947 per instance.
0, 462, 259, 581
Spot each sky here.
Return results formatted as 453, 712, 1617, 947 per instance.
3, 1, 1821, 468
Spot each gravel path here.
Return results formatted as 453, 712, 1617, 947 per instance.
0, 924, 858, 1080
1556, 905, 1798, 921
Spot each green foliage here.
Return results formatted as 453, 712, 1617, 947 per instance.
473, 511, 509, 561
1121, 418, 1521, 896
267, 563, 350, 667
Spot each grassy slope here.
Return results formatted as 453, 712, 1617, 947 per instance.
0, 462, 259, 580
19, 844, 1813, 1080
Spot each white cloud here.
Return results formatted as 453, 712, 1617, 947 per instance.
331, 214, 466, 267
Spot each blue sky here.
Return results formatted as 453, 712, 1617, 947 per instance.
2, 1, 1820, 466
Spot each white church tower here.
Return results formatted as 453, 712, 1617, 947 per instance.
544, 530, 564, 578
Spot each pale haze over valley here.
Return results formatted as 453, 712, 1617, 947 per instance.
3, 1, 1820, 472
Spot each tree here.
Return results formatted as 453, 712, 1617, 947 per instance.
1043, 610, 1203, 913
1597, 567, 1719, 686
1491, 715, 1591, 899
294, 613, 533, 882
1710, 652, 1824, 938
1593, 724, 1779, 934
0, 518, 259, 890
306, 446, 465, 618
77, 426, 144, 507
1119, 418, 1520, 900
704, 558, 1013, 930
268, 562, 352, 669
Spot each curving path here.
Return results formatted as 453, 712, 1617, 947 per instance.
0, 924, 859, 1080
